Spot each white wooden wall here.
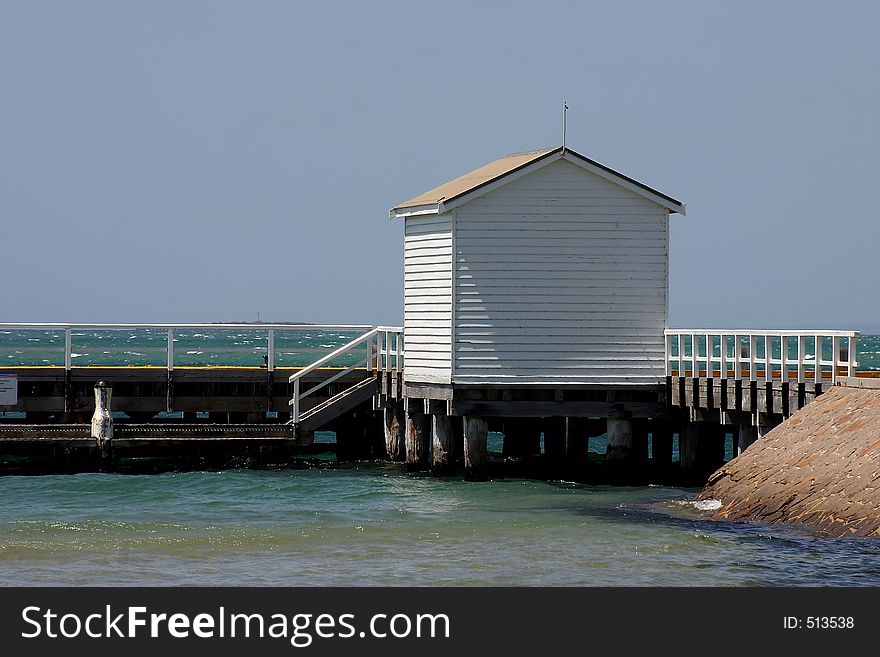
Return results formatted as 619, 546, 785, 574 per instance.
451, 158, 668, 385
403, 214, 453, 384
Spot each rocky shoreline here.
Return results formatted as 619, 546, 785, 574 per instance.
698, 385, 880, 538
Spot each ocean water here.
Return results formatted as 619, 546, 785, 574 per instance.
1, 467, 879, 587
2, 329, 879, 370
1, 331, 878, 586
0, 327, 365, 368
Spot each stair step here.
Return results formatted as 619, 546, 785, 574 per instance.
297, 377, 378, 431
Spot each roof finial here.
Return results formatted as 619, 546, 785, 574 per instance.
562, 100, 568, 153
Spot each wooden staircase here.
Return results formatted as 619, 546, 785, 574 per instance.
289, 326, 403, 433
296, 376, 379, 431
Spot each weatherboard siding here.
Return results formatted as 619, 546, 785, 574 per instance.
452, 158, 668, 385
404, 214, 454, 384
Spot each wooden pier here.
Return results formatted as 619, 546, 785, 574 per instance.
2, 147, 876, 482
1, 322, 871, 482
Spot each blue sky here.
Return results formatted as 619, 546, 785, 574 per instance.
2, 1, 877, 330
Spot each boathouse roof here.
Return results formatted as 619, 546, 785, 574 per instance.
391, 146, 685, 218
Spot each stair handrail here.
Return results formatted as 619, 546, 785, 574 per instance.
288, 326, 403, 423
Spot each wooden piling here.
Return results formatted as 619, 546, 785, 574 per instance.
405, 399, 429, 471
295, 428, 315, 446
362, 409, 386, 458
606, 416, 633, 462
681, 421, 725, 479
738, 424, 758, 453
680, 422, 698, 470
564, 417, 587, 460
383, 402, 406, 462
632, 418, 649, 462
542, 417, 566, 460
431, 414, 454, 475
502, 418, 541, 459
334, 414, 358, 462
649, 420, 674, 465
463, 416, 488, 481
450, 416, 464, 466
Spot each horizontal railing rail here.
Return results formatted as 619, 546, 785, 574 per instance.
664, 329, 860, 385
288, 326, 403, 424
0, 323, 373, 371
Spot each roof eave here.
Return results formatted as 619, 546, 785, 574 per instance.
560, 150, 686, 215
389, 203, 442, 220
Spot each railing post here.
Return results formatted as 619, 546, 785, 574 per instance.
763, 334, 771, 383
832, 336, 840, 384
814, 335, 822, 384
293, 379, 300, 423
677, 334, 684, 377
376, 332, 383, 373
781, 335, 788, 383
734, 334, 741, 381
167, 328, 174, 371
848, 335, 857, 377
267, 329, 275, 372
64, 327, 72, 370
690, 332, 697, 377
705, 333, 712, 377
397, 330, 403, 371
797, 335, 806, 383
749, 335, 757, 382
720, 334, 727, 379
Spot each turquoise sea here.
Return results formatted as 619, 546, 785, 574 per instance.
0, 330, 879, 586
2, 328, 878, 371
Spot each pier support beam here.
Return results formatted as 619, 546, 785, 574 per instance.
680, 423, 697, 470
650, 420, 674, 465
738, 425, 758, 454
502, 418, 541, 459
605, 417, 633, 463
757, 415, 782, 439
363, 410, 386, 459
463, 416, 488, 481
405, 399, 429, 471
334, 409, 382, 462
294, 428, 315, 446
542, 417, 566, 461
564, 418, 587, 460
451, 416, 464, 467
431, 414, 454, 476
632, 418, 650, 462
681, 421, 725, 482
334, 415, 359, 462
383, 402, 406, 462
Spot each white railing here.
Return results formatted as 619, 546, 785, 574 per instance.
664, 329, 859, 384
0, 323, 373, 371
288, 326, 403, 423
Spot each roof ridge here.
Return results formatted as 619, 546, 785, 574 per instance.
390, 145, 684, 215
503, 146, 558, 158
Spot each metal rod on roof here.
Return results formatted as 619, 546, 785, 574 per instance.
562, 100, 568, 153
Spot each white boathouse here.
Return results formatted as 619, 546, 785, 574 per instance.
391, 146, 685, 388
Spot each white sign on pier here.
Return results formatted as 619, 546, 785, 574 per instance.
0, 373, 17, 405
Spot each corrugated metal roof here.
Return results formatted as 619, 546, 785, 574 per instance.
391, 146, 685, 214
392, 147, 558, 210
